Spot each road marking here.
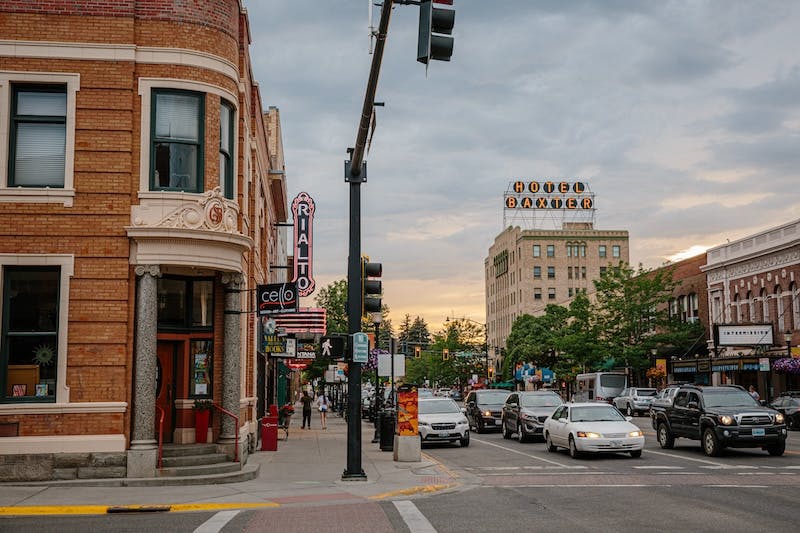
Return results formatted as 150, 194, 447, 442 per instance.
645, 449, 732, 468
471, 437, 583, 468
705, 485, 768, 488
496, 484, 660, 488
633, 465, 685, 470
194, 510, 240, 533
394, 500, 437, 533
369, 484, 454, 500
0, 502, 277, 517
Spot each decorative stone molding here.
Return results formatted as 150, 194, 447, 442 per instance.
134, 264, 161, 278
133, 188, 239, 234
707, 249, 800, 282
221, 272, 244, 287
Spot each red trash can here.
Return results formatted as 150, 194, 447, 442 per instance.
261, 415, 278, 451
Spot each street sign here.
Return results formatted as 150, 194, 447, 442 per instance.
352, 332, 369, 363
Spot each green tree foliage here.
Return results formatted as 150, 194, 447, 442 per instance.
397, 314, 431, 355
592, 262, 685, 372
406, 319, 486, 389
314, 279, 348, 334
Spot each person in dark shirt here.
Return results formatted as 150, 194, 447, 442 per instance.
300, 391, 313, 429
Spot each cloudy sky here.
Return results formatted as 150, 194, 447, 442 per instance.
242, 0, 800, 332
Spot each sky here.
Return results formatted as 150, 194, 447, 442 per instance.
242, 0, 800, 333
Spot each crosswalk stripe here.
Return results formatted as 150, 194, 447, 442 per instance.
394, 500, 437, 533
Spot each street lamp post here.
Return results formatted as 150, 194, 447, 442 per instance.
371, 312, 382, 444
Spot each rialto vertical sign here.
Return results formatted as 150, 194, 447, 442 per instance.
292, 192, 315, 297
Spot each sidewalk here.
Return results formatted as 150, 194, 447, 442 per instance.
0, 414, 458, 514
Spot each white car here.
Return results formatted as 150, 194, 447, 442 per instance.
544, 402, 644, 458
418, 398, 470, 447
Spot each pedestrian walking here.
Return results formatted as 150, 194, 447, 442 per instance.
748, 385, 760, 401
300, 390, 312, 429
317, 390, 329, 429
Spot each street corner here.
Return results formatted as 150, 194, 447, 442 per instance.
367, 482, 458, 501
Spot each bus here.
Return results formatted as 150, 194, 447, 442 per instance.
573, 372, 627, 403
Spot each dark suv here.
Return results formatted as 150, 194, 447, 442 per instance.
653, 384, 788, 457
464, 389, 511, 433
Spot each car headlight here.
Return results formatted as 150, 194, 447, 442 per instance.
628, 430, 643, 437
483, 410, 492, 417
775, 413, 785, 424
719, 415, 734, 426
576, 431, 601, 438
459, 418, 468, 425
520, 413, 535, 421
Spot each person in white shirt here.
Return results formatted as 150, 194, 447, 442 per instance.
317, 391, 329, 429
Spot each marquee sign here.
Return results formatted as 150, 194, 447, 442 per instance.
716, 324, 774, 346
292, 192, 316, 297
504, 180, 594, 210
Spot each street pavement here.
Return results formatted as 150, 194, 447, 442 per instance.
0, 414, 457, 516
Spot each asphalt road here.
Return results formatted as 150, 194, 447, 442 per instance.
3, 418, 798, 532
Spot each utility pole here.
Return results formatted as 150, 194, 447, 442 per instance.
342, 0, 394, 482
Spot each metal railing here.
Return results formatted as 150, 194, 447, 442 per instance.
155, 405, 165, 469
213, 403, 239, 463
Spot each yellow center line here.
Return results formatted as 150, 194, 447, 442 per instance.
0, 502, 279, 516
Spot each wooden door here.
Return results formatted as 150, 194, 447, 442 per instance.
156, 342, 176, 443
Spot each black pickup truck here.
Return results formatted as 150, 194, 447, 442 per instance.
651, 384, 787, 457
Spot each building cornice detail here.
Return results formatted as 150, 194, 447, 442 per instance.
707, 249, 800, 282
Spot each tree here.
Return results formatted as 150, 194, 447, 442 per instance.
314, 279, 348, 335
397, 314, 431, 355
592, 262, 681, 374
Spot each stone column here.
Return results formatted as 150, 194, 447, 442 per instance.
218, 273, 243, 457
128, 264, 160, 478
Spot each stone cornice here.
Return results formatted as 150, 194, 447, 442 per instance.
707, 249, 800, 282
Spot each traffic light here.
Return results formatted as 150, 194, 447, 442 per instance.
442, 348, 449, 361
414, 346, 421, 359
417, 0, 455, 65
361, 257, 382, 316
488, 367, 494, 380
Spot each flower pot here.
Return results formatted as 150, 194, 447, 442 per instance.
195, 409, 210, 443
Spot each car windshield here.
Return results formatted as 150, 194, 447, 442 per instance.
636, 389, 657, 397
703, 390, 760, 408
477, 392, 510, 404
419, 400, 461, 415
570, 406, 625, 422
520, 394, 561, 407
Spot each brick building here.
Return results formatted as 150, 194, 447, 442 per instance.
485, 222, 630, 375
0, 1, 288, 480
701, 218, 800, 397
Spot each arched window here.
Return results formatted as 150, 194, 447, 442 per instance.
678, 295, 687, 322
792, 282, 800, 330
746, 291, 754, 323
761, 288, 769, 322
688, 293, 699, 321
732, 293, 740, 324
776, 286, 784, 332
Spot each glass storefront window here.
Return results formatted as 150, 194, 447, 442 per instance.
192, 280, 213, 327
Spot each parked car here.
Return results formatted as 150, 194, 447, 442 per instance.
769, 392, 800, 430
417, 398, 470, 447
543, 402, 645, 459
613, 387, 657, 416
652, 384, 787, 457
451, 389, 464, 402
501, 390, 563, 442
465, 389, 511, 433
417, 388, 435, 399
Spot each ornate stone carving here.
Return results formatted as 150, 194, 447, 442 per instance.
221, 272, 244, 287
706, 250, 800, 282
134, 265, 161, 277
137, 187, 239, 234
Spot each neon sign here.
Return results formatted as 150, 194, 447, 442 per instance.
292, 192, 315, 297
505, 180, 593, 209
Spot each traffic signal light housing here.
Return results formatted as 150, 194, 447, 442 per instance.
361, 257, 382, 316
442, 348, 449, 361
414, 346, 421, 359
417, 0, 455, 65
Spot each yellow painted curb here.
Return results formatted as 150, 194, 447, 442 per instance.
369, 483, 455, 500
0, 502, 279, 516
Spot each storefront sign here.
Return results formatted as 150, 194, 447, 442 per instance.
759, 358, 771, 371
712, 362, 740, 372
296, 342, 317, 360
292, 192, 316, 297
257, 282, 298, 315
716, 324, 773, 346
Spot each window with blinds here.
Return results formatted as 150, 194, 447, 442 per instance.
151, 90, 204, 192
220, 101, 234, 199
9, 84, 67, 187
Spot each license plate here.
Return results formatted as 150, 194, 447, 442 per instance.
752, 428, 765, 437
493, 419, 500, 425
610, 440, 621, 447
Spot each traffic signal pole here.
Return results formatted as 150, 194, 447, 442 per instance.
342, 0, 394, 481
